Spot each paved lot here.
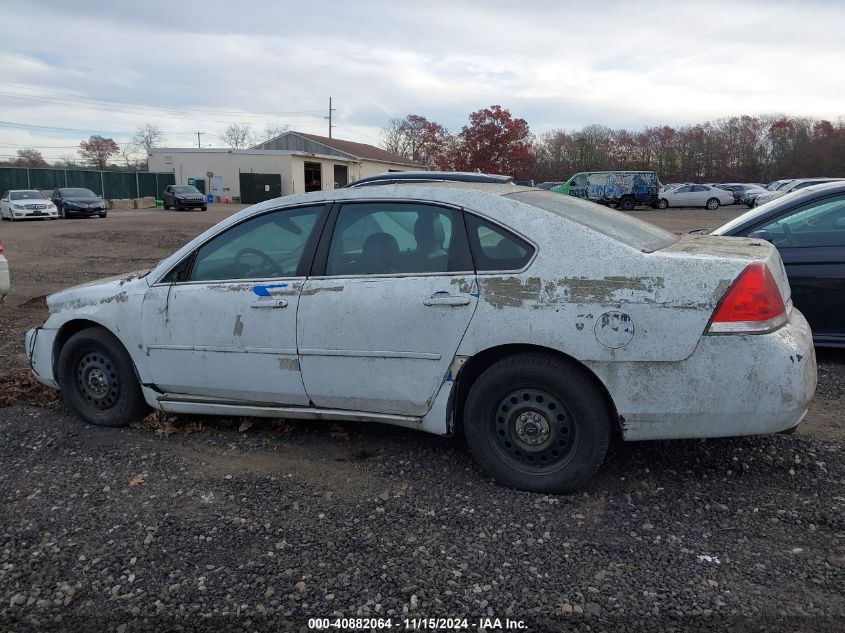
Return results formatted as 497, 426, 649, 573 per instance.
0, 202, 843, 631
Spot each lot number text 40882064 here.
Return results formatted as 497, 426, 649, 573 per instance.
307, 617, 528, 630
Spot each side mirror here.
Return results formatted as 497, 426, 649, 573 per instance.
748, 229, 774, 243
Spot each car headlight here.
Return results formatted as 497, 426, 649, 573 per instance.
11, 204, 23, 210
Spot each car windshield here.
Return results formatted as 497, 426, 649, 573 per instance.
509, 190, 678, 252
61, 188, 97, 197
173, 186, 200, 194
10, 191, 46, 200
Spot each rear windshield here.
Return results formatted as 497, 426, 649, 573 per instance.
509, 190, 678, 252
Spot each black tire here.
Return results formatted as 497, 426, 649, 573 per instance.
57, 328, 149, 427
201, 206, 208, 211
463, 353, 612, 493
657, 198, 669, 209
705, 197, 720, 210
99, 213, 107, 218
58, 205, 65, 219
163, 202, 170, 210
619, 197, 636, 211
174, 200, 182, 211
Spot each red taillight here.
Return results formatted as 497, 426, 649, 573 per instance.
0, 240, 4, 254
708, 262, 787, 334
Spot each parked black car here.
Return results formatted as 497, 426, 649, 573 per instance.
51, 188, 107, 218
344, 171, 514, 188
163, 185, 207, 211
712, 181, 845, 347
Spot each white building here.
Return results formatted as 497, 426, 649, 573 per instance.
147, 131, 420, 203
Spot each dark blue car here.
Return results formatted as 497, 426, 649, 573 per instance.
712, 181, 845, 347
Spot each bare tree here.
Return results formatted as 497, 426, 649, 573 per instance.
13, 149, 48, 167
259, 124, 289, 144
221, 123, 253, 149
133, 123, 163, 154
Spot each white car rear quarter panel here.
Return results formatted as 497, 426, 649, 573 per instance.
586, 308, 816, 440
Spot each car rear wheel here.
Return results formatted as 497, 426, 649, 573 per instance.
57, 328, 149, 428
619, 197, 636, 211
463, 353, 612, 493
657, 198, 669, 209
706, 197, 720, 210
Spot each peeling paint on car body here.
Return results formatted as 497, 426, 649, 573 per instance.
26, 184, 816, 444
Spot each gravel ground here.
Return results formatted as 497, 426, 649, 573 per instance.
1, 406, 843, 631
1, 203, 844, 631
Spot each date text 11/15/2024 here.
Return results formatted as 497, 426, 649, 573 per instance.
307, 617, 528, 630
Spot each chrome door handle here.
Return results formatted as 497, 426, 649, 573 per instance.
423, 295, 471, 307
250, 299, 288, 309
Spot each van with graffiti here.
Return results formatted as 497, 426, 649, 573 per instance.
551, 171, 661, 210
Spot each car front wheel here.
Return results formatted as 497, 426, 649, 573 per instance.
657, 198, 669, 209
706, 197, 720, 210
57, 328, 149, 427
463, 353, 612, 493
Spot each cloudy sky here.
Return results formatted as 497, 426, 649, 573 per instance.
1, 0, 842, 162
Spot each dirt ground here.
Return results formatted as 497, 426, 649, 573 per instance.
2, 203, 843, 630
1, 203, 841, 440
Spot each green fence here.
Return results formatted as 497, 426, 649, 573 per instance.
0, 167, 175, 200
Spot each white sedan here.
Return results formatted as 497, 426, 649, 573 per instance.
26, 184, 816, 492
1, 189, 59, 220
0, 239, 8, 300
657, 184, 735, 209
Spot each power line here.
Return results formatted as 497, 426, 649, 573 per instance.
4, 82, 327, 118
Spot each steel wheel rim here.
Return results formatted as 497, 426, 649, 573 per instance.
490, 387, 579, 473
75, 349, 120, 412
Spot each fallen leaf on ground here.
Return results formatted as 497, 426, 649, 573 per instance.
129, 474, 145, 487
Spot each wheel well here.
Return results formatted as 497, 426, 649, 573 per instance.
52, 319, 108, 378
450, 344, 621, 439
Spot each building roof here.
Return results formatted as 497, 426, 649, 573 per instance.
254, 131, 421, 167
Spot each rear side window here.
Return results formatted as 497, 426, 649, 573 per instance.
466, 215, 534, 271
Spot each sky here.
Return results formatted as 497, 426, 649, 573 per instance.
1, 0, 843, 162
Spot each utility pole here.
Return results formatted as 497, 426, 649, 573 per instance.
195, 131, 205, 148
325, 97, 336, 138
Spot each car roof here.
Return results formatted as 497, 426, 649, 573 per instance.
713, 181, 845, 236
344, 171, 514, 188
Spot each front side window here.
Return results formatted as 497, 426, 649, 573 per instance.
189, 205, 323, 281
326, 203, 470, 275
756, 195, 845, 248
466, 215, 534, 271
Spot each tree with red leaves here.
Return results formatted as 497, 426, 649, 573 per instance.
78, 135, 120, 169
449, 105, 533, 177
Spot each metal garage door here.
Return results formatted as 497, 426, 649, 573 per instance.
239, 173, 282, 204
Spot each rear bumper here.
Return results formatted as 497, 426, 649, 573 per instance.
587, 308, 817, 441
26, 327, 59, 389
0, 257, 8, 299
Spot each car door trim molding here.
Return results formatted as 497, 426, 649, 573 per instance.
147, 344, 298, 355
299, 348, 442, 360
